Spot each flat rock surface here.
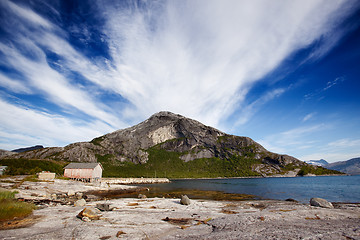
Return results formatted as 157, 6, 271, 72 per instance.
0, 177, 138, 200
1, 198, 359, 240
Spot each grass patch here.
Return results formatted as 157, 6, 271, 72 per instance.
0, 190, 17, 200
0, 158, 67, 175
0, 190, 36, 222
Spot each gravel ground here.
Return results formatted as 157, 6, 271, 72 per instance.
1, 177, 359, 240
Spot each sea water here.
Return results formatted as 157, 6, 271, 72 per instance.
141, 175, 360, 203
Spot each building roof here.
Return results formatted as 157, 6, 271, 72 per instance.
64, 162, 103, 170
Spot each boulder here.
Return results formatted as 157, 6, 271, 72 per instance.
75, 192, 83, 200
180, 195, 191, 205
74, 199, 86, 207
77, 207, 102, 221
51, 194, 57, 200
310, 198, 334, 208
67, 190, 75, 197
96, 203, 113, 211
138, 194, 147, 199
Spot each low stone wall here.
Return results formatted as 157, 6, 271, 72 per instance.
101, 178, 170, 184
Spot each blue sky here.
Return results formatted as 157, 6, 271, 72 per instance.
0, 0, 360, 163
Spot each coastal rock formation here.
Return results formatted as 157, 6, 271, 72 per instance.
2, 111, 337, 177
310, 198, 334, 208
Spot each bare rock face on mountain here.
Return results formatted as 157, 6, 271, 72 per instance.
2, 111, 311, 177
0, 149, 15, 158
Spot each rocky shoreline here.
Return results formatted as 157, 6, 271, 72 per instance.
102, 178, 170, 184
0, 177, 359, 239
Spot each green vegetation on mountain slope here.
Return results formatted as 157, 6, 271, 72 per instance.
98, 142, 264, 178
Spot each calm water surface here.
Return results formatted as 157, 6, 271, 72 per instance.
140, 175, 360, 203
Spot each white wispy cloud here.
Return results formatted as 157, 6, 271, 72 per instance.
0, 0, 358, 149
328, 138, 360, 148
0, 74, 32, 94
98, 0, 354, 126
234, 88, 286, 126
323, 76, 345, 91
0, 1, 126, 129
302, 112, 316, 122
304, 76, 346, 100
258, 124, 328, 154
287, 138, 360, 162
6, 0, 52, 29
0, 98, 114, 148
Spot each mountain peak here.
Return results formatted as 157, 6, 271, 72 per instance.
2, 111, 339, 177
151, 111, 183, 118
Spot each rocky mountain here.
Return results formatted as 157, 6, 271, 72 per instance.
0, 149, 14, 158
0, 111, 339, 178
326, 158, 360, 175
11, 145, 44, 153
305, 159, 329, 167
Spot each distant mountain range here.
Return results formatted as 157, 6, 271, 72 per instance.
0, 145, 44, 158
11, 145, 44, 153
326, 158, 360, 175
305, 159, 329, 167
306, 158, 360, 175
0, 112, 342, 178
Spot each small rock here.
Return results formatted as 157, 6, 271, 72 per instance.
74, 199, 86, 207
75, 192, 83, 200
138, 194, 147, 199
77, 207, 102, 220
180, 195, 191, 205
310, 198, 334, 208
96, 203, 112, 211
99, 236, 111, 240
82, 216, 91, 222
84, 194, 100, 201
67, 190, 75, 197
116, 231, 126, 237
59, 193, 67, 198
285, 198, 298, 202
51, 194, 57, 200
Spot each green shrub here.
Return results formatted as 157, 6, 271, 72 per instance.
0, 159, 67, 175
0, 190, 17, 200
90, 136, 105, 146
